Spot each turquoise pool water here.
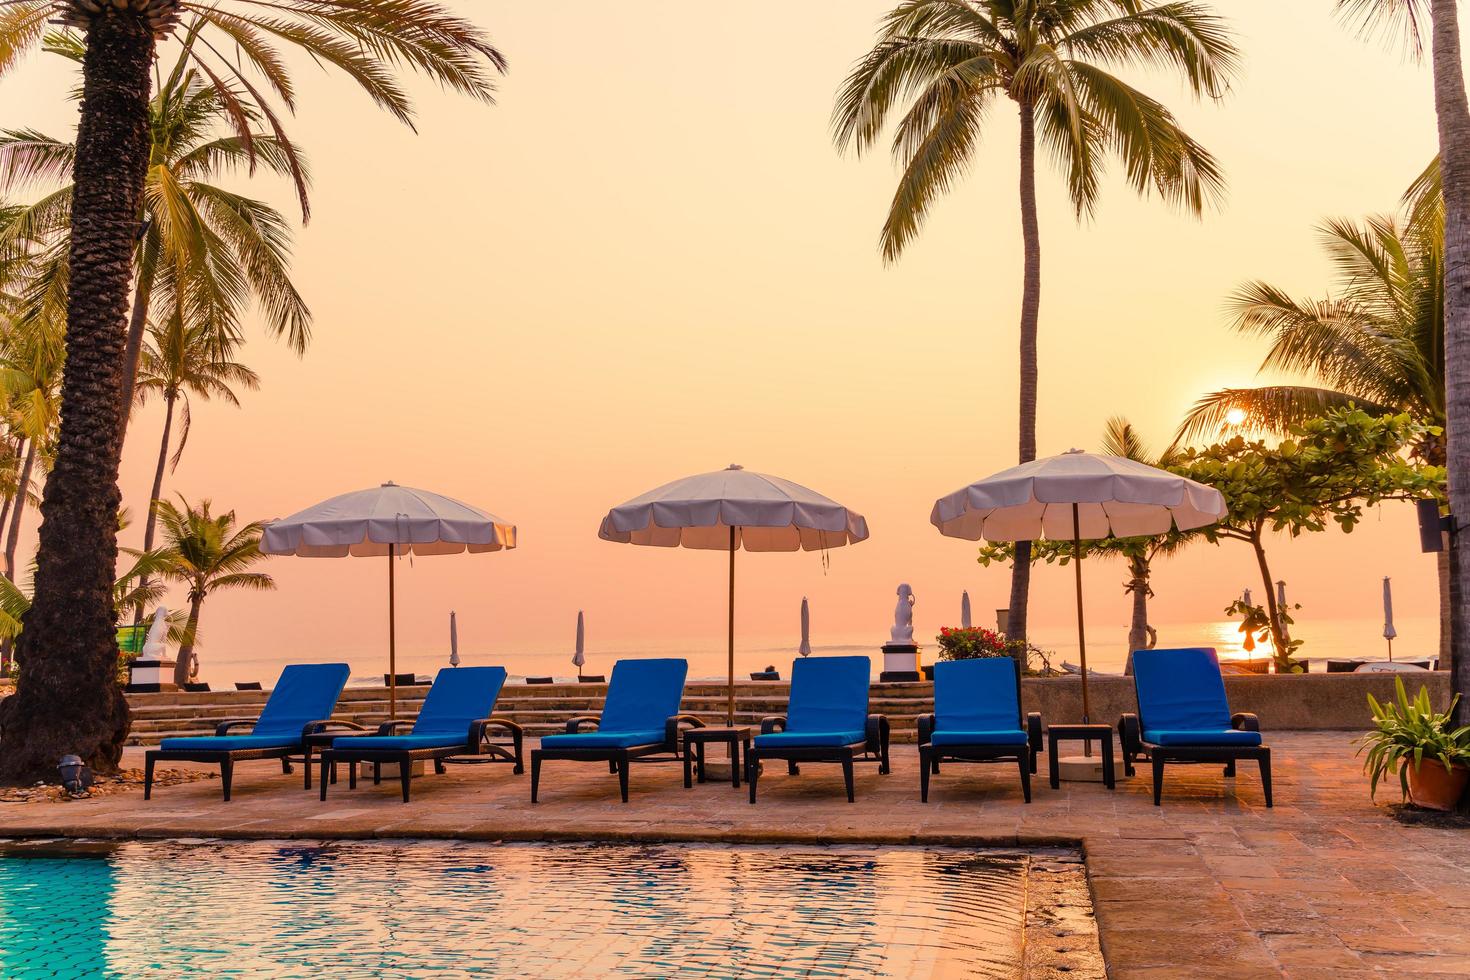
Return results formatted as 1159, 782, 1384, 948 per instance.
0, 840, 1024, 978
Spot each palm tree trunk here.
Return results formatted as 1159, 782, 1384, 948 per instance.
1007, 97, 1042, 644
174, 593, 202, 688
1429, 0, 1470, 726
3, 440, 37, 581
1125, 555, 1152, 674
132, 391, 175, 624
117, 242, 156, 438
1249, 532, 1290, 670
0, 10, 155, 784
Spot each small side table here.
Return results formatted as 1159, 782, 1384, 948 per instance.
1047, 723, 1115, 789
683, 726, 752, 789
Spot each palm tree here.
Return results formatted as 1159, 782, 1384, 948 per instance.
132, 312, 259, 615
153, 497, 272, 686
0, 1, 504, 782
1176, 184, 1451, 656
833, 0, 1238, 644
1337, 2, 1470, 721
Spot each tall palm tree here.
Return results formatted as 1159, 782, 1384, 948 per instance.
153, 496, 272, 686
834, 0, 1238, 643
1176, 186, 1451, 655
132, 311, 258, 616
0, 1, 504, 782
1337, 2, 1470, 720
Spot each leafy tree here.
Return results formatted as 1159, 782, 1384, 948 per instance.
153, 497, 272, 686
1336, 0, 1470, 723
1172, 409, 1444, 669
0, 2, 503, 782
832, 0, 1238, 643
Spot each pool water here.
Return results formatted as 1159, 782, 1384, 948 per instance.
0, 840, 1025, 978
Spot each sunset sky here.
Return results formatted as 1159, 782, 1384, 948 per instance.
0, 1, 1450, 679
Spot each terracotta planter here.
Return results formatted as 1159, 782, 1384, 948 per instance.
1406, 760, 1470, 812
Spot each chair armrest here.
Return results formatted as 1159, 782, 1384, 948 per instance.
759, 715, 787, 735
214, 719, 258, 736
1118, 713, 1142, 754
865, 714, 890, 753
479, 715, 523, 738
1027, 712, 1043, 753
565, 714, 601, 734
1231, 712, 1260, 733
665, 714, 704, 747
373, 720, 415, 736
311, 720, 368, 734
916, 713, 935, 745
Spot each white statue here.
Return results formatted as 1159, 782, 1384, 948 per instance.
890, 583, 915, 645
142, 607, 168, 660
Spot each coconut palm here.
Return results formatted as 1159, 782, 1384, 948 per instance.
1337, 2, 1470, 717
1177, 180, 1450, 656
0, 1, 503, 781
834, 0, 1238, 643
153, 497, 272, 686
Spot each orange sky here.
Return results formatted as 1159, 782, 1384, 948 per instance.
0, 1, 1451, 678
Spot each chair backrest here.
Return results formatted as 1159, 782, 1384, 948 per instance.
933, 657, 1021, 732
412, 666, 508, 734
787, 656, 870, 734
255, 663, 351, 736
1132, 648, 1231, 732
599, 659, 689, 731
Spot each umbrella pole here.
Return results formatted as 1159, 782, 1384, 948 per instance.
727, 526, 736, 727
388, 547, 397, 720
1072, 503, 1091, 727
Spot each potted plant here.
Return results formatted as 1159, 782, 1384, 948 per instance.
1358, 678, 1470, 812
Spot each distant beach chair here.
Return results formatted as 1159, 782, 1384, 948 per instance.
182, 682, 211, 692
1119, 648, 1272, 807
234, 681, 263, 691
576, 674, 607, 684
531, 658, 702, 803
918, 658, 1042, 803
525, 676, 554, 685
383, 672, 419, 687
320, 666, 523, 803
1326, 659, 1365, 674
145, 663, 352, 802
749, 669, 780, 681
746, 656, 890, 804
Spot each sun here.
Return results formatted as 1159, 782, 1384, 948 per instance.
1225, 408, 1248, 426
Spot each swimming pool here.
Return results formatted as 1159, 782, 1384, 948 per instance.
0, 840, 1027, 978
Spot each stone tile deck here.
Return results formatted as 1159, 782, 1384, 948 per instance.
0, 732, 1466, 977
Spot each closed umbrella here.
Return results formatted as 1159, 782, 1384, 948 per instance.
931, 450, 1226, 722
262, 482, 517, 717
449, 610, 460, 667
600, 464, 868, 724
1276, 581, 1290, 643
799, 597, 811, 657
1383, 577, 1397, 661
573, 610, 586, 674
960, 590, 973, 629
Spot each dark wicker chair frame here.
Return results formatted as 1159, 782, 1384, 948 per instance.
1118, 711, 1272, 807
916, 691, 1043, 804
531, 714, 705, 803
144, 718, 356, 802
319, 718, 525, 803
745, 715, 891, 804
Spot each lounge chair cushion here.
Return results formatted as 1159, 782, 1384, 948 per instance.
335, 733, 471, 751
540, 729, 667, 750
785, 656, 871, 736
158, 734, 301, 752
754, 730, 866, 749
1144, 728, 1262, 747
411, 666, 507, 734
933, 658, 1021, 734
1132, 648, 1234, 733
252, 662, 352, 738
929, 728, 1029, 748
597, 659, 689, 733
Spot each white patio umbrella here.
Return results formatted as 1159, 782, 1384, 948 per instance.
1383, 577, 1397, 661
931, 450, 1226, 722
599, 464, 869, 724
799, 597, 811, 657
261, 482, 517, 717
961, 590, 973, 629
573, 610, 586, 674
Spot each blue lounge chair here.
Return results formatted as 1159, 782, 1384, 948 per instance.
531, 658, 703, 803
1119, 647, 1272, 807
318, 666, 523, 803
746, 656, 890, 803
917, 657, 1042, 803
144, 663, 351, 801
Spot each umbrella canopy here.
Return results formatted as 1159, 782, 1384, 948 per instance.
931, 450, 1226, 721
600, 465, 868, 723
799, 597, 811, 657
573, 610, 586, 670
262, 482, 517, 717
